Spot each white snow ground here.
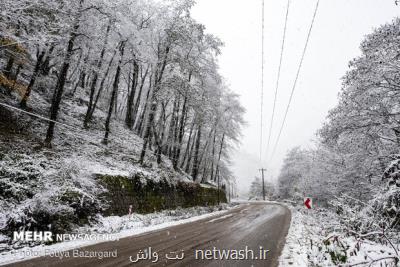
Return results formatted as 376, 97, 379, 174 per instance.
279, 207, 309, 266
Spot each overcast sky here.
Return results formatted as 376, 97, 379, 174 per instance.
192, 0, 400, 195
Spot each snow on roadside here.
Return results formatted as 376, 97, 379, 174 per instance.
0, 204, 239, 266
279, 205, 400, 267
279, 207, 309, 267
340, 238, 399, 266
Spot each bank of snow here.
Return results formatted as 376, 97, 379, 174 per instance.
279, 207, 309, 267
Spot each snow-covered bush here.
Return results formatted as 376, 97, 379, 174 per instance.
365, 156, 400, 234
306, 155, 400, 266
370, 187, 400, 233
383, 155, 400, 188
0, 155, 106, 246
307, 194, 400, 265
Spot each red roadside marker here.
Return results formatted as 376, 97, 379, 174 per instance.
304, 197, 312, 209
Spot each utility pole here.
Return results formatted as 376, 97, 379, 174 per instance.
259, 168, 266, 200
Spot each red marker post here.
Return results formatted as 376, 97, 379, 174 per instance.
304, 197, 312, 209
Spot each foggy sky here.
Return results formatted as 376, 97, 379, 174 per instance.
192, 0, 400, 195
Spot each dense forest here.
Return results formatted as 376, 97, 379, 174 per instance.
277, 18, 400, 266
0, 0, 244, 182
278, 18, 400, 209
0, 0, 245, 248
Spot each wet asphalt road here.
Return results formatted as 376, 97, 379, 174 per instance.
5, 203, 291, 267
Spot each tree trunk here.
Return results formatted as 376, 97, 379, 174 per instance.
191, 124, 202, 181
20, 49, 46, 108
394, 128, 400, 145
138, 44, 170, 163
71, 69, 84, 96
3, 55, 14, 79
166, 98, 178, 157
68, 48, 83, 82
170, 97, 181, 158
185, 129, 197, 174
44, 5, 82, 146
140, 100, 157, 164
210, 128, 217, 181
40, 45, 55, 76
12, 64, 22, 82
173, 92, 188, 169
102, 41, 126, 145
83, 22, 110, 127
201, 157, 210, 184
153, 104, 166, 164
214, 132, 226, 182
71, 50, 90, 96
180, 116, 195, 169
136, 83, 151, 136
125, 59, 139, 129
84, 48, 116, 127
132, 66, 149, 127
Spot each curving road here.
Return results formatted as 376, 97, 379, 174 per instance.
6, 203, 291, 267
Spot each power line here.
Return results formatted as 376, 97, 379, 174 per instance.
0, 101, 87, 134
259, 0, 265, 162
0, 101, 143, 157
269, 0, 320, 162
265, 0, 290, 162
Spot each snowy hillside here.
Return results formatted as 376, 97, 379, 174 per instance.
0, 0, 244, 257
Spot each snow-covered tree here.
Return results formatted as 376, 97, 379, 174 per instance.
0, 0, 245, 186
